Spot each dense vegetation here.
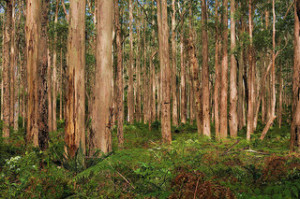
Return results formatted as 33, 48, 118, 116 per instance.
1, 121, 299, 198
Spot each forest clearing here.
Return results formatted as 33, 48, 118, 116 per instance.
0, 0, 300, 198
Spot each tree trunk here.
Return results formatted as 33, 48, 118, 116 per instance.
214, 0, 220, 137
1, 15, 4, 121
136, 13, 141, 122
128, 0, 134, 124
114, 0, 124, 149
26, 0, 41, 146
157, 0, 172, 143
47, 49, 53, 132
3, 1, 12, 138
237, 20, 245, 130
65, 0, 86, 157
171, 0, 178, 127
187, 39, 203, 136
38, 0, 50, 150
246, 0, 254, 141
202, 0, 210, 137
278, 65, 283, 128
180, 19, 187, 124
188, 59, 195, 125
143, 18, 149, 124
229, 0, 238, 138
91, 0, 113, 153
220, 0, 229, 139
290, 0, 300, 152
59, 47, 63, 121
52, 0, 59, 132
10, 0, 15, 129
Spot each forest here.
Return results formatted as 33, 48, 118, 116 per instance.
0, 0, 300, 198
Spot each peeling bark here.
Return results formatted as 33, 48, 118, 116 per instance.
65, 0, 86, 157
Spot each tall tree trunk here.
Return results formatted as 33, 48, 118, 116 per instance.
143, 18, 149, 124
290, 0, 300, 152
260, 0, 276, 140
152, 55, 157, 122
114, 0, 124, 149
246, 0, 254, 140
278, 65, 283, 128
59, 47, 63, 121
65, 0, 86, 157
262, 3, 270, 124
180, 18, 187, 124
202, 0, 210, 137
187, 39, 202, 136
38, 0, 50, 150
3, 1, 12, 138
220, 0, 229, 139
10, 0, 15, 129
261, 56, 267, 124
214, 0, 220, 137
128, 0, 134, 124
52, 0, 59, 132
157, 0, 172, 143
92, 0, 113, 153
136, 13, 141, 122
26, 0, 41, 146
171, 0, 178, 127
47, 49, 53, 132
1, 15, 4, 121
229, 0, 238, 137
237, 17, 245, 130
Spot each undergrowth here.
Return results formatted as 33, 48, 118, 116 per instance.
0, 120, 299, 198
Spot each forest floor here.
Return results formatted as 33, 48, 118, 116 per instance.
0, 120, 300, 199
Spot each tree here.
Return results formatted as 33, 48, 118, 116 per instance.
10, 0, 15, 130
246, 0, 254, 141
214, 0, 220, 138
65, 0, 86, 157
229, 0, 238, 138
202, 0, 210, 137
220, 0, 229, 139
157, 0, 172, 143
291, 0, 300, 152
26, 0, 42, 146
38, 0, 50, 150
180, 9, 187, 124
128, 0, 134, 124
171, 0, 178, 127
3, 0, 12, 138
91, 0, 114, 153
114, 0, 124, 149
52, 0, 59, 132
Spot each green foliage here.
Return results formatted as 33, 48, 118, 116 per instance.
0, 121, 299, 198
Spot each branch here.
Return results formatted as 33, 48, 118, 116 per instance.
221, 139, 241, 156
61, 0, 69, 22
136, 0, 153, 26
283, 0, 294, 19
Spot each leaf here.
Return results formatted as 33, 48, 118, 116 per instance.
291, 186, 298, 198
254, 188, 261, 195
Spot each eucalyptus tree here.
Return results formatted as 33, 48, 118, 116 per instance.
3, 0, 12, 138
91, 0, 114, 153
65, 0, 86, 157
26, 0, 42, 146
